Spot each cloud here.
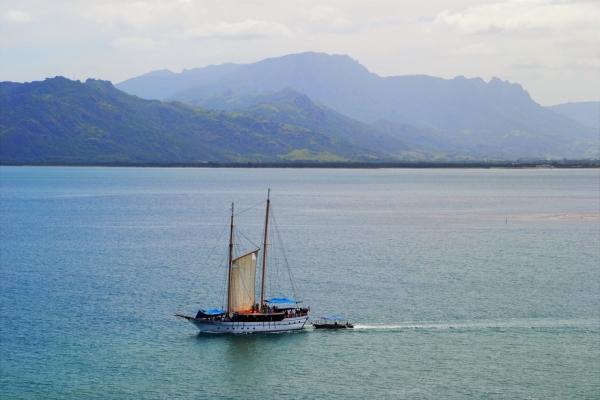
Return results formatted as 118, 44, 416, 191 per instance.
89, 1, 173, 29
304, 5, 358, 33
177, 20, 294, 40
113, 36, 166, 50
561, 60, 600, 72
309, 6, 350, 27
4, 10, 31, 23
557, 37, 600, 58
435, 0, 597, 34
444, 43, 499, 56
508, 58, 545, 69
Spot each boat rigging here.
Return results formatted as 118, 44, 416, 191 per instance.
176, 190, 310, 333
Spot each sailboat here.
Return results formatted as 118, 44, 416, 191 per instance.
176, 190, 309, 333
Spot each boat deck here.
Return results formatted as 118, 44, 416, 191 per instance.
188, 315, 309, 333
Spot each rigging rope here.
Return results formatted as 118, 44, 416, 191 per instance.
174, 201, 262, 315
174, 221, 229, 314
204, 250, 227, 309
218, 251, 228, 311
174, 198, 303, 316
236, 228, 261, 251
234, 200, 266, 217
271, 210, 301, 301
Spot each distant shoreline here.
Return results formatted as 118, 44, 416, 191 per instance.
2, 161, 599, 169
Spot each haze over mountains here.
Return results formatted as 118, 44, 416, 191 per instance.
547, 102, 599, 130
117, 52, 598, 159
1, 52, 598, 164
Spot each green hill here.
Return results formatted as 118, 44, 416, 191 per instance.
176, 87, 599, 160
231, 89, 433, 160
178, 88, 477, 160
0, 77, 382, 163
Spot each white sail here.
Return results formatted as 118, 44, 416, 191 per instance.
230, 250, 258, 312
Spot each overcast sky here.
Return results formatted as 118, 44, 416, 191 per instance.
1, 0, 598, 105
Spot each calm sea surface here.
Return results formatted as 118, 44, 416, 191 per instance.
1, 167, 599, 399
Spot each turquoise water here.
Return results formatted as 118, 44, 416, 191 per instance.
1, 167, 598, 399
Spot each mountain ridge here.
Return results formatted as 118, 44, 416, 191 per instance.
114, 52, 596, 158
165, 85, 599, 159
116, 63, 241, 100
0, 77, 383, 163
2, 74, 598, 164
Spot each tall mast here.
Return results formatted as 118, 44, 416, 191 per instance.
226, 203, 234, 314
260, 189, 270, 309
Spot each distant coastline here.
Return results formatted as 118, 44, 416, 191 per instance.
3, 70, 599, 166
2, 160, 599, 169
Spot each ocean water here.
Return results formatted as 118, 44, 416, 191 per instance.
1, 166, 598, 399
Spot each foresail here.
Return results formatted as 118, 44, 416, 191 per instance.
230, 250, 258, 312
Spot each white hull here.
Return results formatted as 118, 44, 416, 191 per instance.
190, 316, 309, 334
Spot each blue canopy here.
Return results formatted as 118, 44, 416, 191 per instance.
322, 316, 345, 321
265, 297, 298, 304
195, 308, 225, 318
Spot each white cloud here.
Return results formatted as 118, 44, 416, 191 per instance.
557, 37, 600, 59
177, 20, 294, 40
309, 6, 350, 27
302, 5, 359, 33
4, 10, 31, 23
113, 36, 166, 50
0, 0, 597, 104
89, 1, 174, 29
444, 43, 499, 56
435, 0, 597, 34
508, 58, 545, 69
561, 60, 600, 72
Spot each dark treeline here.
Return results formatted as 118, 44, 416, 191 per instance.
3, 160, 598, 168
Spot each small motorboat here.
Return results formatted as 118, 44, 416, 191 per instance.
313, 316, 353, 329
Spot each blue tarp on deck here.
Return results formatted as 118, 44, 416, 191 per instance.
195, 308, 226, 318
265, 297, 298, 304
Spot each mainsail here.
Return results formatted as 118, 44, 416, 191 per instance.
229, 250, 258, 312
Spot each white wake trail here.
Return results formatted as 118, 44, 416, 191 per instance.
349, 318, 596, 331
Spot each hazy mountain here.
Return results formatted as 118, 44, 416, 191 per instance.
3, 76, 597, 164
115, 53, 597, 157
175, 87, 302, 111
168, 85, 599, 159
228, 88, 446, 160
370, 119, 465, 157
546, 102, 599, 130
0, 77, 383, 163
115, 63, 241, 100
165, 53, 382, 122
